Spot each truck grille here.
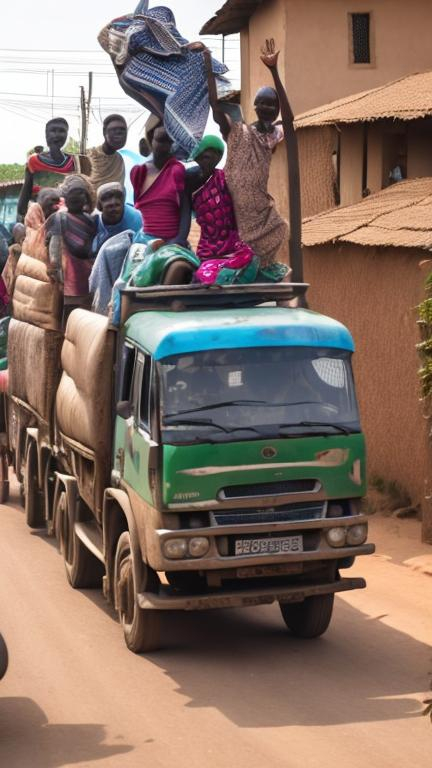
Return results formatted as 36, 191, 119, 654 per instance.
212, 501, 325, 527
219, 479, 318, 499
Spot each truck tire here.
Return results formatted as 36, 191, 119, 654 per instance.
24, 441, 45, 528
114, 531, 160, 653
279, 593, 334, 638
57, 490, 104, 589
0, 450, 9, 504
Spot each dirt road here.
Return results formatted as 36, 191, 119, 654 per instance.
0, 484, 431, 768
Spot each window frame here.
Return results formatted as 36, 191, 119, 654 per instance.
348, 11, 375, 69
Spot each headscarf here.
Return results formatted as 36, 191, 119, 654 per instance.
190, 135, 225, 161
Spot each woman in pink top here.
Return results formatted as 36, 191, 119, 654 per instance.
130, 126, 187, 243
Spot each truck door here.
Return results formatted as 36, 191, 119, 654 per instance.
122, 350, 157, 505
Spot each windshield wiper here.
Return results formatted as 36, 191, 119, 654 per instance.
164, 400, 266, 417
163, 417, 232, 433
163, 417, 265, 437
278, 421, 354, 436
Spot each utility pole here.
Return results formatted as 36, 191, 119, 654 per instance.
79, 72, 93, 155
51, 69, 54, 118
80, 86, 86, 154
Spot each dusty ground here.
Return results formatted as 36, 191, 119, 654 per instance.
0, 483, 431, 768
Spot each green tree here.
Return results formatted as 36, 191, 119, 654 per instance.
64, 136, 80, 154
0, 164, 25, 183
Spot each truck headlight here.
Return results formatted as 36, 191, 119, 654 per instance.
188, 537, 210, 558
346, 524, 367, 546
163, 538, 188, 559
326, 527, 347, 547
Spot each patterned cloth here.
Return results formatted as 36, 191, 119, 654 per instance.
99, 1, 229, 158
225, 122, 289, 268
88, 145, 126, 190
46, 211, 97, 297
192, 169, 254, 285
27, 152, 77, 194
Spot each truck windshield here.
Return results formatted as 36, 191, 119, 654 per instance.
158, 347, 361, 444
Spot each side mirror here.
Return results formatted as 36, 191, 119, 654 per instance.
116, 400, 132, 419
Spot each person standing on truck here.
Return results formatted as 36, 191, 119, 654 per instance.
183, 134, 255, 284
204, 45, 291, 281
87, 114, 128, 191
17, 118, 90, 221
21, 188, 61, 263
46, 177, 97, 321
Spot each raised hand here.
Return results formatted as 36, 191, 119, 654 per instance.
260, 38, 279, 69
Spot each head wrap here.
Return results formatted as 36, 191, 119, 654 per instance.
103, 114, 127, 133
190, 135, 225, 161
97, 181, 125, 206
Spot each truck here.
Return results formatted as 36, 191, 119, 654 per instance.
3, 261, 374, 653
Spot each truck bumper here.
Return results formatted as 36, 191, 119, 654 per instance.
137, 576, 366, 611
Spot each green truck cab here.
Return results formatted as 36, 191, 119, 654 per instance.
5, 282, 373, 653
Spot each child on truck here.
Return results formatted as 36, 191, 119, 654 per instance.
46, 177, 97, 322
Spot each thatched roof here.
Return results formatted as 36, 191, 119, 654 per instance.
295, 71, 432, 129
303, 178, 432, 250
201, 0, 263, 35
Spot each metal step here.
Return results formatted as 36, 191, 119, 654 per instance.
74, 520, 104, 563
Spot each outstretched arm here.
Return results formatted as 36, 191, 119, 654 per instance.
261, 39, 303, 283
203, 48, 231, 140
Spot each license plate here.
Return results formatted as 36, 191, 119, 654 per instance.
234, 535, 303, 556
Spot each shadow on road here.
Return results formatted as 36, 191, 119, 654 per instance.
141, 600, 427, 728
0, 697, 132, 767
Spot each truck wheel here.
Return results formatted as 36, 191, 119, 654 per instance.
0, 450, 9, 504
279, 593, 334, 638
57, 490, 104, 589
114, 531, 160, 653
24, 441, 45, 528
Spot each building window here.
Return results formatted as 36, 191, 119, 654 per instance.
350, 13, 371, 64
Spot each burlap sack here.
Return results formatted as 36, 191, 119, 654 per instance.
8, 318, 63, 424
56, 309, 114, 454
12, 255, 62, 331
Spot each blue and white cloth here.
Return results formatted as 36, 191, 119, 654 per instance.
99, 1, 230, 158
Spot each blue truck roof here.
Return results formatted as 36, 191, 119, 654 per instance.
125, 306, 354, 360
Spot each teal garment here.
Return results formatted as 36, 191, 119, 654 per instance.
215, 255, 259, 286
257, 262, 289, 283
131, 243, 200, 287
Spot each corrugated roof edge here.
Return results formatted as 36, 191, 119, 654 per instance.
302, 178, 432, 250
294, 71, 432, 128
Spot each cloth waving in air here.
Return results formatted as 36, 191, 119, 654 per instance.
98, 1, 230, 158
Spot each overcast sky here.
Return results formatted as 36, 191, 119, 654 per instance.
0, 1, 237, 163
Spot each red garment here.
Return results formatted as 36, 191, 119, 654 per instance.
131, 159, 185, 240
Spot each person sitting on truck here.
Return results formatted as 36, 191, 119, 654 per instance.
114, 124, 189, 289
93, 182, 143, 253
130, 125, 187, 247
183, 134, 255, 284
46, 177, 97, 320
